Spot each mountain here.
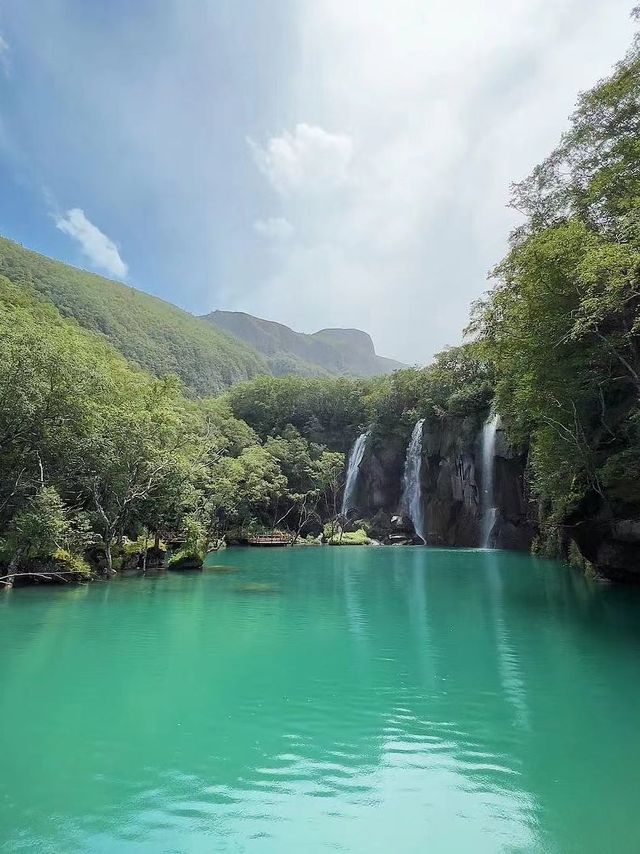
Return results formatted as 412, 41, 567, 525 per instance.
201, 310, 406, 378
0, 236, 404, 393
0, 237, 268, 395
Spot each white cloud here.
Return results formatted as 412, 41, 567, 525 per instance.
2, 1, 634, 364
250, 123, 353, 195
254, 216, 293, 240
244, 0, 634, 362
56, 208, 128, 278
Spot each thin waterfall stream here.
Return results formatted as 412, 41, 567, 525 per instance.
401, 419, 426, 543
341, 432, 369, 516
481, 412, 500, 548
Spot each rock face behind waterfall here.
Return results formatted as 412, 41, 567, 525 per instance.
357, 414, 534, 550
356, 433, 407, 521
489, 425, 534, 550
421, 416, 482, 547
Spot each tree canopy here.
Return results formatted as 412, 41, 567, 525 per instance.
470, 25, 640, 548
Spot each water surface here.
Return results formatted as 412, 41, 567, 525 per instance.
2, 547, 640, 853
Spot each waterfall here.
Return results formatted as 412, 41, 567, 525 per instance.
481, 412, 500, 548
401, 419, 426, 544
341, 432, 369, 515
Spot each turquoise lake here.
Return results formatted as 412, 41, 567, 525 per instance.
1, 546, 640, 853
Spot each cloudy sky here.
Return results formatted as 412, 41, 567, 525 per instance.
0, 1, 635, 364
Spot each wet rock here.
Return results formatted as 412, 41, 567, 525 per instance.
570, 517, 640, 583
355, 412, 534, 551
612, 520, 640, 543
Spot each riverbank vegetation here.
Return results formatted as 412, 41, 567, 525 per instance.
0, 271, 487, 585
0, 281, 350, 584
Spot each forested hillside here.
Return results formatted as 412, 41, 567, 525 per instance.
0, 238, 404, 392
0, 238, 269, 394
0, 276, 347, 582
202, 310, 405, 377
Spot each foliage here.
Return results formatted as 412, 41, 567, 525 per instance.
224, 350, 492, 460
364, 344, 493, 437
225, 375, 371, 450
167, 548, 202, 568
122, 534, 167, 557
265, 427, 345, 535
470, 26, 640, 542
6, 485, 93, 577
0, 237, 269, 395
168, 516, 207, 566
50, 549, 93, 577
11, 488, 72, 559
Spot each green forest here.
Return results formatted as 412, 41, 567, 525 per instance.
0, 236, 269, 395
1, 25, 639, 586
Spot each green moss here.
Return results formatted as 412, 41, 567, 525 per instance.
168, 548, 205, 569
329, 528, 371, 546
122, 536, 166, 556
51, 549, 93, 577
296, 534, 322, 546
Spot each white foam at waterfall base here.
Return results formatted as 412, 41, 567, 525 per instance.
341, 432, 369, 515
401, 419, 426, 543
481, 413, 500, 548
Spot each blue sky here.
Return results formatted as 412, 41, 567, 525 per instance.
0, 0, 635, 363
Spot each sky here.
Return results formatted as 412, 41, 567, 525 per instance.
0, 1, 636, 364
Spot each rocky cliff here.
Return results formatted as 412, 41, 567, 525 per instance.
567, 504, 640, 582
349, 414, 534, 550
202, 310, 406, 378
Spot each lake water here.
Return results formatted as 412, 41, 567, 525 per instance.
1, 547, 640, 853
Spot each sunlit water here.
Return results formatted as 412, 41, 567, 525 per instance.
2, 547, 640, 853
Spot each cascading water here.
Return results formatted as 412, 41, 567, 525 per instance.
481, 412, 500, 548
341, 432, 369, 515
401, 419, 426, 544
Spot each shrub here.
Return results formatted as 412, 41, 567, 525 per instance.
328, 528, 371, 545
51, 548, 93, 577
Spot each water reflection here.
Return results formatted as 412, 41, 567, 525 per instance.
1, 548, 640, 852
486, 550, 530, 731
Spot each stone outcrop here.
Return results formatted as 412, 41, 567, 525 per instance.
568, 515, 640, 583
351, 414, 535, 551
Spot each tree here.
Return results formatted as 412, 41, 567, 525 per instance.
2, 487, 91, 586
86, 376, 191, 575
470, 21, 640, 554
265, 428, 344, 538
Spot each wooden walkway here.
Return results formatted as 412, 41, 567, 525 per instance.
247, 534, 291, 547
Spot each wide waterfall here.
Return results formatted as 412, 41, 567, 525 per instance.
341, 432, 369, 515
481, 412, 500, 548
401, 419, 426, 544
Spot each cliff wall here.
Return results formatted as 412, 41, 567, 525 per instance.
351, 415, 534, 551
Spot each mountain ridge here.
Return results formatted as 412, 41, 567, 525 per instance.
202, 309, 405, 378
0, 235, 405, 392
0, 236, 269, 395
